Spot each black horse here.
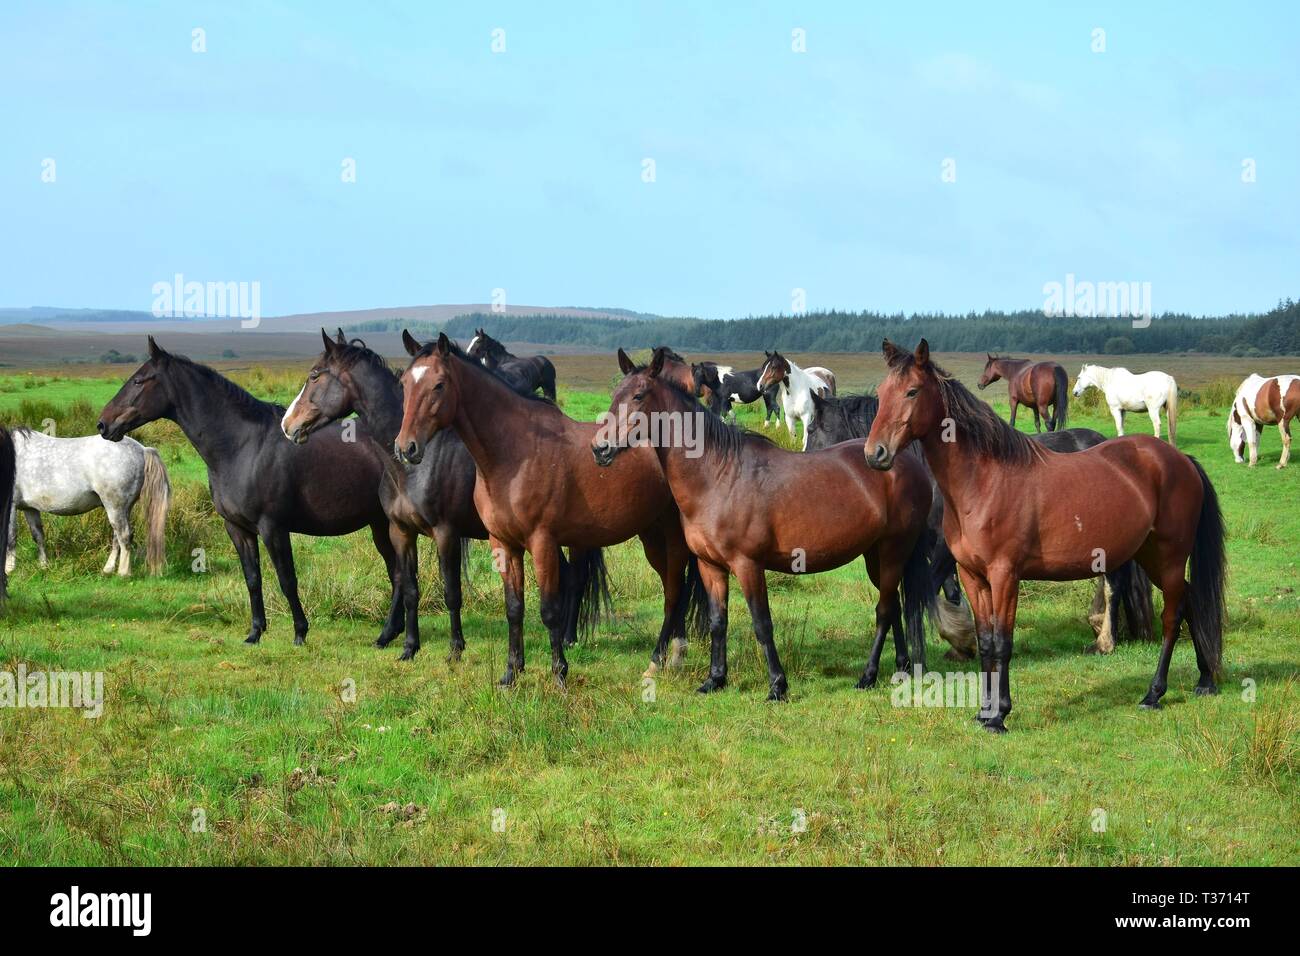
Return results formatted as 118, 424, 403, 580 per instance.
691, 357, 781, 424
280, 329, 603, 660
464, 328, 557, 400
97, 337, 396, 645
806, 390, 1153, 653
0, 426, 13, 601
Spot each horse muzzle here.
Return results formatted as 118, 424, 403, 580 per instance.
96, 417, 126, 443
591, 441, 620, 468
865, 442, 895, 471
395, 438, 423, 465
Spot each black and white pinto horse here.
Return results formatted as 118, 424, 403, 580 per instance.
464, 329, 558, 400
691, 360, 782, 425
805, 390, 1153, 658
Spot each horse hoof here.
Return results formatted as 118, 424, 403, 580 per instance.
696, 677, 725, 694
398, 649, 417, 662
563, 638, 577, 649
642, 661, 659, 679
856, 674, 877, 690
244, 633, 262, 645
499, 671, 517, 687
293, 636, 306, 647
767, 681, 789, 702
1194, 683, 1219, 696
982, 719, 1008, 734
446, 648, 463, 664
374, 637, 394, 649
1139, 698, 1162, 710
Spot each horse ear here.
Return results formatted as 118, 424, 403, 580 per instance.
617, 348, 636, 375
321, 328, 336, 353
881, 339, 903, 367
336, 328, 347, 345
436, 332, 451, 356
147, 335, 169, 361
402, 329, 422, 356
914, 339, 931, 366
647, 347, 666, 379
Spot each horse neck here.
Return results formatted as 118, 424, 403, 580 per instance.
165, 364, 272, 464
918, 419, 999, 509
995, 358, 1029, 378
786, 362, 817, 396
446, 356, 541, 476
348, 362, 404, 445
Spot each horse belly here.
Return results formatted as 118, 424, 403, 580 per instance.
23, 487, 101, 516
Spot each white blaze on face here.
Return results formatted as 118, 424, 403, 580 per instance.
410, 365, 428, 383
467, 334, 480, 355
281, 383, 308, 440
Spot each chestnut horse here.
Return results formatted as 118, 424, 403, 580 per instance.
977, 354, 1069, 432
593, 347, 934, 701
395, 332, 704, 687
867, 339, 1224, 733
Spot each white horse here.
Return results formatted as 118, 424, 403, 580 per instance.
756, 351, 837, 450
5, 428, 171, 576
1227, 373, 1300, 468
1073, 364, 1178, 444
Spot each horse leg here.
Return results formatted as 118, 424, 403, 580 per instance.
857, 548, 906, 688
103, 500, 132, 576
1148, 402, 1162, 440
958, 565, 998, 728
735, 560, 787, 701
435, 526, 465, 662
4, 498, 17, 574
983, 569, 1021, 733
1139, 567, 1185, 710
390, 524, 422, 661
224, 520, 266, 643
24, 509, 49, 569
638, 529, 675, 675
494, 536, 527, 686
372, 525, 405, 649
1008, 400, 1018, 429
696, 559, 730, 693
259, 523, 309, 645
560, 547, 588, 649
530, 535, 568, 687
799, 411, 810, 451
1112, 406, 1125, 436
1277, 416, 1292, 469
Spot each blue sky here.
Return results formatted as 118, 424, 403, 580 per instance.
2, 1, 1296, 318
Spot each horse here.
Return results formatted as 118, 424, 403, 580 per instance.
5, 428, 170, 577
866, 339, 1224, 733
805, 390, 1153, 657
280, 329, 602, 660
1227, 373, 1300, 468
97, 336, 397, 646
691, 361, 781, 425
591, 347, 933, 700
0, 427, 13, 601
1074, 364, 1178, 444
755, 351, 836, 449
977, 354, 1069, 432
464, 328, 558, 400
394, 332, 706, 687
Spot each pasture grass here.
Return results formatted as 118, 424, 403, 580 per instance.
1, 359, 1297, 865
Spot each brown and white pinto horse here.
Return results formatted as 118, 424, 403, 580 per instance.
977, 354, 1069, 432
593, 347, 934, 701
867, 339, 1225, 733
1228, 373, 1300, 468
394, 332, 703, 687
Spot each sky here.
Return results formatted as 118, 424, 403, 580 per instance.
2, 1, 1297, 319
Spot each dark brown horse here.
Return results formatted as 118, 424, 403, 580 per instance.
97, 337, 397, 645
593, 347, 934, 701
866, 339, 1224, 733
394, 332, 703, 687
279, 330, 601, 661
0, 425, 13, 602
464, 329, 558, 400
977, 354, 1069, 432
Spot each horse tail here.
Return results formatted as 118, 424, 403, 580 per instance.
1165, 377, 1178, 445
141, 446, 171, 575
682, 553, 709, 639
539, 357, 557, 402
900, 531, 935, 670
1113, 560, 1154, 640
1051, 365, 1069, 431
1185, 456, 1225, 675
572, 547, 613, 640
0, 427, 14, 601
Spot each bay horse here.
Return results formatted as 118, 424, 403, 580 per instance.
6, 428, 170, 576
866, 339, 1224, 733
755, 351, 836, 449
1074, 364, 1178, 444
805, 391, 1153, 657
97, 336, 397, 645
1228, 373, 1300, 468
280, 329, 601, 660
465, 328, 558, 400
0, 426, 13, 601
977, 354, 1069, 432
395, 332, 705, 687
691, 361, 782, 425
593, 347, 934, 701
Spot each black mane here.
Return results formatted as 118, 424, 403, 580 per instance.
163, 352, 284, 420
815, 392, 879, 439
655, 373, 777, 461
413, 337, 556, 406
333, 338, 399, 382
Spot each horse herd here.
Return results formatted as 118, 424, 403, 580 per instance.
1, 332, 1297, 732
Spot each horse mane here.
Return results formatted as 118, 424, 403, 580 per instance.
818, 392, 879, 439
654, 372, 777, 461
413, 337, 556, 406
890, 355, 1037, 466
160, 352, 284, 420
332, 338, 399, 382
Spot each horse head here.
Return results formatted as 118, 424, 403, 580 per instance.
594, 347, 679, 467
977, 353, 1002, 390
97, 336, 176, 442
280, 329, 364, 444
756, 351, 790, 391
865, 339, 944, 470
396, 331, 461, 464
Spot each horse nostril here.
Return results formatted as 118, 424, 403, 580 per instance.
96, 421, 106, 435
405, 440, 418, 460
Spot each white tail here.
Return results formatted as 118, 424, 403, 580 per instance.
1165, 379, 1178, 445
142, 447, 171, 574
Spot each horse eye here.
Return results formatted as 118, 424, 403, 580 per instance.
633, 392, 645, 402
906, 387, 919, 398
309, 370, 320, 381
433, 382, 445, 392
133, 378, 143, 386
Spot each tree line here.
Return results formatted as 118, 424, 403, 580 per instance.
345, 298, 1299, 356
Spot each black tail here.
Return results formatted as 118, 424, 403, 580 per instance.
1050, 365, 1069, 431
0, 427, 13, 602
679, 553, 710, 640
900, 532, 936, 670
1185, 456, 1225, 674
570, 548, 613, 641
928, 528, 958, 598
1113, 560, 1154, 640
538, 358, 558, 402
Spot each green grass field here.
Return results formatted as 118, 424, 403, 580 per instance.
1, 359, 1297, 865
